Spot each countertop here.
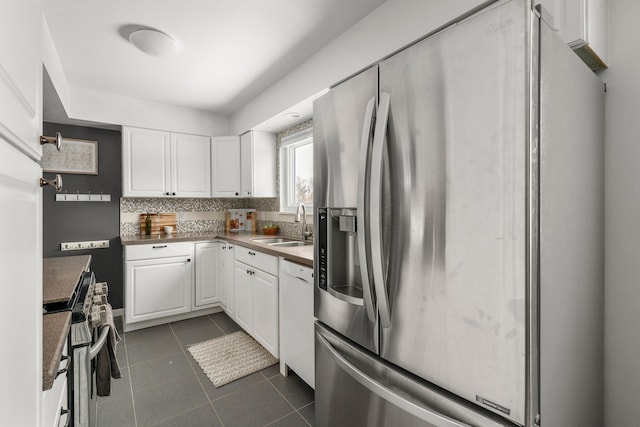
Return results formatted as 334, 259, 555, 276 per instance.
121, 231, 313, 267
42, 255, 91, 391
42, 311, 71, 391
43, 255, 92, 305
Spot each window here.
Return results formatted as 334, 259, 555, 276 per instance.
280, 128, 313, 212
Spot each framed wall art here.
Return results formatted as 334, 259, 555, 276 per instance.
40, 137, 98, 175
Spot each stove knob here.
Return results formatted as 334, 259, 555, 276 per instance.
92, 294, 107, 304
94, 282, 109, 296
90, 305, 107, 326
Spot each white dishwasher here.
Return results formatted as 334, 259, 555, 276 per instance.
279, 259, 315, 389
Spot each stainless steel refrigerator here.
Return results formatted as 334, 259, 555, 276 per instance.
312, 0, 604, 426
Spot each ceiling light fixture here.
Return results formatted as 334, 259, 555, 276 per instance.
128, 28, 181, 57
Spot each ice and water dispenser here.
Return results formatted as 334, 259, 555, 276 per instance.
317, 207, 364, 305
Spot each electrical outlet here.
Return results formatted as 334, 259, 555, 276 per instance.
61, 240, 110, 251
179, 212, 186, 221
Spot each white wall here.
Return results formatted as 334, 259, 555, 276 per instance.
68, 87, 229, 136
600, 0, 640, 425
230, 0, 486, 134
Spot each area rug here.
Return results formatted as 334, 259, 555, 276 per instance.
187, 331, 277, 387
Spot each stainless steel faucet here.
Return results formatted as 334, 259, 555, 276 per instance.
295, 203, 312, 240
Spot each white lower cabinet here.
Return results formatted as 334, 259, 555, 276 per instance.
219, 242, 236, 319
252, 268, 279, 356
234, 261, 253, 333
42, 342, 69, 427
194, 241, 222, 308
234, 247, 279, 358
125, 243, 194, 324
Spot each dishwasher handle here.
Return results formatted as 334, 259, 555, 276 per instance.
281, 261, 313, 283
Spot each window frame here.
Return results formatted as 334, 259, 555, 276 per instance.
279, 127, 313, 213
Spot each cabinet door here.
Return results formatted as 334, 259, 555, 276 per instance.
123, 127, 171, 197
223, 244, 236, 319
0, 141, 42, 427
240, 131, 276, 197
234, 260, 253, 333
211, 136, 241, 197
171, 133, 211, 197
240, 132, 253, 197
535, 0, 607, 68
252, 269, 279, 358
126, 256, 193, 323
195, 242, 221, 308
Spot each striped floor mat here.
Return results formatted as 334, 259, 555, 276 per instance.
187, 331, 277, 387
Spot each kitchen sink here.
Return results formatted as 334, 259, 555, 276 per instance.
251, 238, 291, 244
251, 237, 312, 247
269, 241, 312, 247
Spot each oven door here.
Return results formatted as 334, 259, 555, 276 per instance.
71, 324, 110, 427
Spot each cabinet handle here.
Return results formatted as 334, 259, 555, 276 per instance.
229, 245, 233, 249
55, 355, 69, 379
152, 245, 168, 249
187, 258, 191, 262
235, 192, 239, 196
60, 408, 71, 427
246, 269, 250, 275
172, 192, 176, 196
164, 192, 170, 196
248, 251, 256, 256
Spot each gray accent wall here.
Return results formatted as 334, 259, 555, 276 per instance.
42, 122, 123, 309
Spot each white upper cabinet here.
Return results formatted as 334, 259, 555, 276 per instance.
171, 132, 211, 198
123, 127, 171, 197
536, 0, 608, 70
123, 126, 211, 197
211, 136, 241, 197
240, 130, 276, 197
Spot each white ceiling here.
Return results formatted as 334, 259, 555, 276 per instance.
43, 0, 386, 124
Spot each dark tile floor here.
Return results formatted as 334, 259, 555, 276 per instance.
100, 313, 315, 427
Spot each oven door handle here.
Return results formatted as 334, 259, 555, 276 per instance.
89, 325, 110, 360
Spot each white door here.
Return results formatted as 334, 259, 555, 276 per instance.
194, 242, 220, 308
171, 133, 211, 197
239, 132, 253, 197
0, 1, 43, 425
122, 127, 171, 197
233, 260, 253, 333
211, 136, 241, 197
252, 269, 279, 358
125, 257, 193, 323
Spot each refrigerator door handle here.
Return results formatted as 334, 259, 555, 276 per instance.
317, 333, 472, 427
357, 96, 377, 323
370, 92, 392, 328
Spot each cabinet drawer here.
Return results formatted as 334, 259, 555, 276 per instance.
125, 242, 193, 261
235, 246, 278, 275
42, 341, 69, 427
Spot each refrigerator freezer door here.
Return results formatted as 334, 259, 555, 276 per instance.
315, 324, 515, 427
379, 0, 528, 424
314, 66, 379, 353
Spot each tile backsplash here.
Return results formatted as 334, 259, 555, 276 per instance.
119, 197, 313, 238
